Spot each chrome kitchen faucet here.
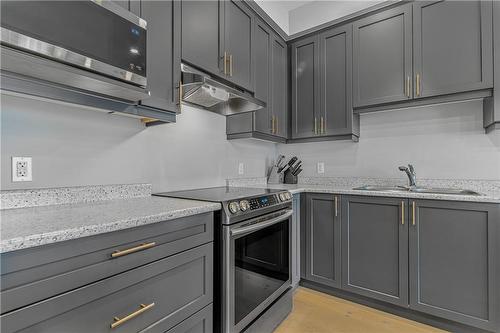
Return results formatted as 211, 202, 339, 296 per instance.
399, 164, 417, 188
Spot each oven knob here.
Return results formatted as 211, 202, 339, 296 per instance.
239, 200, 250, 211
279, 193, 286, 202
286, 192, 292, 200
228, 201, 240, 214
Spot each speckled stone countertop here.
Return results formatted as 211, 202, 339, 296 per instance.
228, 177, 500, 203
0, 185, 221, 254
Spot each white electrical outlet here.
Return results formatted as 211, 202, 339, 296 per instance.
317, 162, 325, 174
12, 157, 32, 182
238, 162, 245, 175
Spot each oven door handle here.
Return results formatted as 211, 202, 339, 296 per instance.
230, 209, 293, 237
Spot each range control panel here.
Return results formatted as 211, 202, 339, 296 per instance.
227, 192, 292, 215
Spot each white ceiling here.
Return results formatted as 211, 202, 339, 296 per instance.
256, 0, 385, 35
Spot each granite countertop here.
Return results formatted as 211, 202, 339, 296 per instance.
0, 195, 221, 254
257, 183, 500, 203
227, 177, 500, 203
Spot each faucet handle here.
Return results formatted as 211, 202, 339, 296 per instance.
408, 164, 415, 174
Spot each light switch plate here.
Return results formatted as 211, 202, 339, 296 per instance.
12, 157, 32, 182
317, 162, 325, 174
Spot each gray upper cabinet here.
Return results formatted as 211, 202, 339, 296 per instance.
319, 25, 353, 136
140, 0, 181, 112
181, 0, 221, 76
341, 196, 409, 307
221, 0, 254, 91
226, 20, 288, 142
352, 5, 412, 108
272, 35, 288, 138
291, 35, 320, 139
413, 1, 493, 99
408, 199, 499, 332
252, 19, 272, 135
304, 194, 341, 288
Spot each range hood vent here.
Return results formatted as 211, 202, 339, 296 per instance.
181, 64, 265, 116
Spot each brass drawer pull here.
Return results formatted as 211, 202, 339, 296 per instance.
401, 201, 404, 225
334, 196, 338, 217
314, 118, 318, 134
412, 201, 416, 226
111, 302, 155, 329
416, 74, 421, 97
111, 242, 156, 258
223, 51, 228, 75
229, 54, 233, 77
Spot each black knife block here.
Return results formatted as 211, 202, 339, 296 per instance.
284, 169, 298, 184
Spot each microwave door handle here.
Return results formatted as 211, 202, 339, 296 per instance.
230, 210, 293, 237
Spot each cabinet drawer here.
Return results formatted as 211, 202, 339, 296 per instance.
145, 304, 213, 333
1, 212, 213, 313
1, 243, 213, 333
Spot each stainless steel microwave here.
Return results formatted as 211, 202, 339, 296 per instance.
0, 0, 147, 88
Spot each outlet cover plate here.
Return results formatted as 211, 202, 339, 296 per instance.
12, 157, 32, 182
317, 162, 325, 174
238, 162, 244, 175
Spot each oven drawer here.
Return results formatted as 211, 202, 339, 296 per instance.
0, 243, 213, 333
145, 304, 213, 333
1, 212, 213, 313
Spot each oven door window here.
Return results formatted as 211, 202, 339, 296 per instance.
234, 219, 290, 325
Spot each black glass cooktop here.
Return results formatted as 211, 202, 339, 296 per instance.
154, 186, 283, 203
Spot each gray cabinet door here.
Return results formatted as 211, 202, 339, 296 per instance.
222, 0, 254, 91
342, 196, 408, 307
319, 24, 352, 136
253, 19, 272, 134
305, 193, 341, 288
272, 34, 288, 138
352, 5, 412, 107
409, 200, 499, 331
181, 1, 221, 76
140, 0, 181, 112
413, 1, 493, 99
291, 35, 320, 139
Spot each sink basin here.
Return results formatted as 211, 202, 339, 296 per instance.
409, 187, 481, 196
353, 185, 408, 192
353, 185, 481, 196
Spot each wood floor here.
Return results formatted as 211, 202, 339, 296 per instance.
274, 287, 447, 333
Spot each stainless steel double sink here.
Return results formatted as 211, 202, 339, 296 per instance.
353, 185, 481, 196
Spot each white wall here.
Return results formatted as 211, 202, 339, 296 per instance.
278, 100, 500, 180
255, 1, 310, 34
288, 1, 384, 35
0, 94, 276, 191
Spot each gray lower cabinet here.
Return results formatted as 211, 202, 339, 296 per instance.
412, 1, 493, 99
0, 213, 214, 333
1, 243, 213, 333
181, 0, 221, 76
139, 0, 181, 112
408, 199, 499, 332
341, 196, 409, 307
304, 193, 342, 288
226, 20, 288, 142
352, 5, 413, 108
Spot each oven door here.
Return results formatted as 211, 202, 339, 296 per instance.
223, 208, 292, 333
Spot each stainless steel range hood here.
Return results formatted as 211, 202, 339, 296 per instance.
181, 63, 265, 116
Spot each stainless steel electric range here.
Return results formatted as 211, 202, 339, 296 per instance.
154, 187, 293, 333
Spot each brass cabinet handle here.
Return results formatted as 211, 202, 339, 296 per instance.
416, 74, 421, 97
412, 201, 416, 225
111, 303, 155, 329
178, 80, 183, 107
334, 196, 338, 217
401, 201, 405, 225
314, 118, 318, 134
229, 54, 233, 77
223, 51, 228, 75
111, 242, 156, 258
406, 76, 410, 98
